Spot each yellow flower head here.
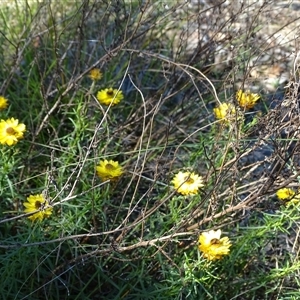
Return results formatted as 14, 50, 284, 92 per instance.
0, 96, 8, 110
276, 188, 295, 200
96, 159, 123, 181
213, 103, 236, 122
171, 171, 204, 196
236, 90, 260, 109
276, 188, 300, 206
24, 194, 53, 221
198, 229, 231, 261
0, 118, 26, 146
88, 68, 102, 81
96, 88, 124, 106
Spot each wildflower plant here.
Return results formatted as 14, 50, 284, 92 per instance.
236, 89, 260, 109
276, 188, 300, 206
1, 1, 300, 299
96, 88, 124, 106
23, 194, 53, 221
96, 159, 123, 181
198, 229, 232, 261
88, 68, 102, 81
171, 171, 204, 195
0, 118, 26, 146
213, 102, 236, 123
276, 188, 295, 200
0, 96, 8, 110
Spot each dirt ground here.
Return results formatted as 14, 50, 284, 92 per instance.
171, 0, 300, 92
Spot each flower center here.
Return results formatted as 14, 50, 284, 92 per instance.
184, 176, 194, 184
210, 238, 220, 245
35, 201, 42, 209
6, 127, 16, 135
105, 163, 115, 171
106, 90, 114, 96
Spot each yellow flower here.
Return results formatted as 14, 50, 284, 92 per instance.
276, 188, 300, 206
96, 159, 123, 181
88, 68, 102, 81
287, 198, 300, 206
24, 194, 53, 221
0, 118, 26, 146
96, 88, 124, 106
236, 90, 260, 109
276, 188, 295, 200
213, 103, 236, 122
171, 171, 204, 196
198, 229, 231, 261
0, 96, 8, 110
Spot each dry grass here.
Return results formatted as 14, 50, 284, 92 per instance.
1, 0, 300, 299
